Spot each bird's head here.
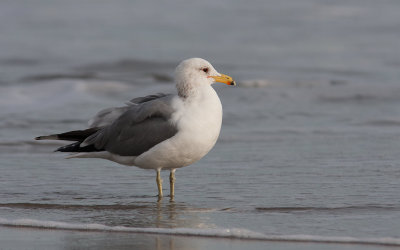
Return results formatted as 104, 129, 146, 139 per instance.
175, 58, 235, 97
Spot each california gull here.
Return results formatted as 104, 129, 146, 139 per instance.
36, 58, 236, 200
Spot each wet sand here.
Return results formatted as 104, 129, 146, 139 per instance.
0, 227, 393, 250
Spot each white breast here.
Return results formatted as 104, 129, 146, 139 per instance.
134, 86, 222, 169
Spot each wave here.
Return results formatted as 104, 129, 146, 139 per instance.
3, 203, 398, 214
0, 80, 134, 114
20, 73, 97, 82
238, 79, 272, 88
256, 205, 400, 213
357, 119, 400, 127
317, 83, 400, 104
0, 203, 150, 211
77, 59, 175, 73
0, 203, 221, 214
0, 217, 399, 246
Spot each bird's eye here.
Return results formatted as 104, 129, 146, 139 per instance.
202, 68, 209, 73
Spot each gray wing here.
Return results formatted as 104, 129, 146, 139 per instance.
83, 94, 178, 156
88, 106, 130, 128
128, 93, 168, 105
88, 93, 169, 128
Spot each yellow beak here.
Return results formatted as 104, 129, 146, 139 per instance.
209, 74, 236, 86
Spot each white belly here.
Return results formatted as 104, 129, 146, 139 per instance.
134, 87, 223, 169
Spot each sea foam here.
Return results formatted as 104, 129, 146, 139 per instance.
0, 217, 399, 246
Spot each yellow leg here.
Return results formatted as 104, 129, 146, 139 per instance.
169, 169, 176, 199
156, 169, 163, 200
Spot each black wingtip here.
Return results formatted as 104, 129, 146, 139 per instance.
34, 134, 59, 141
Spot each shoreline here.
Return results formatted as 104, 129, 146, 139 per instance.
1, 217, 399, 248
0, 226, 392, 250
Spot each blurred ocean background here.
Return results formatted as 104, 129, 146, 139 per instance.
1, 0, 400, 249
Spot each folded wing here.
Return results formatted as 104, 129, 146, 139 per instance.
81, 94, 178, 156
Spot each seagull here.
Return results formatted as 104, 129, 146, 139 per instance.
35, 58, 236, 200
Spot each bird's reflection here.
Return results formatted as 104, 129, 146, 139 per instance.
154, 199, 204, 229
62, 199, 216, 250
155, 234, 176, 250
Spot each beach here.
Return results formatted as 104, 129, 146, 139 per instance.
2, 226, 399, 250
1, 0, 400, 249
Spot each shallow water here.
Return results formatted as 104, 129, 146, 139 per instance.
1, 0, 400, 249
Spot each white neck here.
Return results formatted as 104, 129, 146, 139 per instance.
176, 78, 210, 99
